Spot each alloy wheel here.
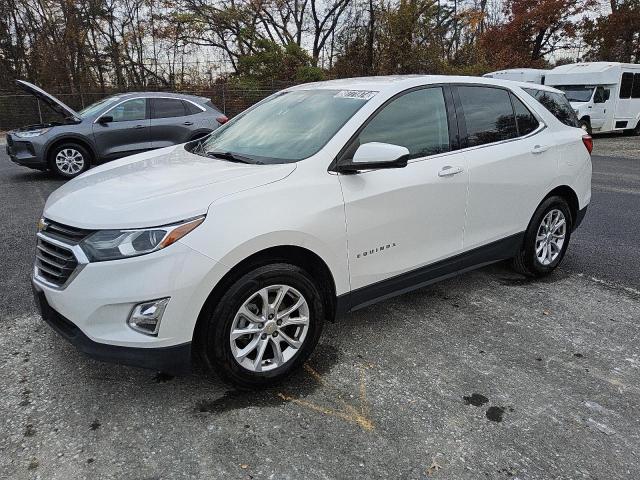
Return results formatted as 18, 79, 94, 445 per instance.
535, 209, 566, 266
55, 148, 85, 175
230, 284, 310, 372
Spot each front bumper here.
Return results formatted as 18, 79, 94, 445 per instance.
33, 282, 192, 373
32, 239, 226, 373
6, 133, 47, 169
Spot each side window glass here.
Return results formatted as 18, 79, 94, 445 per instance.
183, 100, 202, 115
110, 98, 146, 122
511, 94, 539, 136
632, 73, 640, 99
458, 86, 517, 147
523, 88, 580, 128
594, 87, 606, 103
620, 72, 634, 98
152, 98, 187, 119
351, 87, 450, 159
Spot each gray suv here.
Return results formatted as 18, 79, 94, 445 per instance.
6, 81, 225, 178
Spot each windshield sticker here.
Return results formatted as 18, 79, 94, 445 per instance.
334, 90, 377, 100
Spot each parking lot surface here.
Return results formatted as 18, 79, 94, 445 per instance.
1, 135, 639, 479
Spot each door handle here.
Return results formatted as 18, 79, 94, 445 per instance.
531, 144, 550, 154
183, 121, 194, 126
134, 124, 145, 129
438, 165, 464, 177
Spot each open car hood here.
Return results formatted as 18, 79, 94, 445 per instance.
16, 80, 80, 121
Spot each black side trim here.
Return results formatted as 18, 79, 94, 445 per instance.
574, 205, 588, 230
336, 232, 524, 314
33, 283, 191, 374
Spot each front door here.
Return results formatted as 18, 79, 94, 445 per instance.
93, 97, 151, 160
590, 86, 610, 130
338, 87, 469, 293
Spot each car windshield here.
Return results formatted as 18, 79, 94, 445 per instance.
78, 96, 123, 118
553, 85, 594, 103
197, 89, 375, 164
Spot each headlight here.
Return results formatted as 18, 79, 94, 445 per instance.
14, 128, 51, 138
80, 216, 205, 262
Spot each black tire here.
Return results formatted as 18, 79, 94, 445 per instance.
623, 122, 640, 136
512, 196, 573, 277
579, 118, 592, 135
49, 142, 91, 179
198, 263, 325, 389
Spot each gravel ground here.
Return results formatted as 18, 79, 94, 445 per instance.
592, 132, 640, 159
1, 135, 639, 480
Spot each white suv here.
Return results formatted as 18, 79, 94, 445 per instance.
32, 76, 592, 387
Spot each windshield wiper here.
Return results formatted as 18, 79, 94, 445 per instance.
205, 151, 261, 164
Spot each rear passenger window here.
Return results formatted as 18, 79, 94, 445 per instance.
620, 72, 634, 98
183, 100, 203, 115
457, 86, 517, 147
632, 73, 640, 99
511, 94, 539, 136
151, 98, 187, 119
352, 87, 450, 159
523, 88, 580, 128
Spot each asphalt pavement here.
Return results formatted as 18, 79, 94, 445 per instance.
0, 137, 639, 480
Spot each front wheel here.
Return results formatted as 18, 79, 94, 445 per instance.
49, 143, 90, 179
198, 263, 325, 389
512, 196, 573, 277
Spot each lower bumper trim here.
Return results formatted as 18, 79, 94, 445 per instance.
574, 205, 588, 230
33, 282, 192, 374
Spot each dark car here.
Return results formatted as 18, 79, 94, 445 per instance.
6, 81, 226, 178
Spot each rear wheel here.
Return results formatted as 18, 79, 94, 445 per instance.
198, 263, 325, 389
512, 196, 573, 277
49, 142, 90, 179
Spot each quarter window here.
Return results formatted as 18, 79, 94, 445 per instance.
349, 87, 450, 160
109, 98, 146, 122
523, 88, 580, 128
151, 98, 187, 119
458, 86, 517, 147
620, 72, 634, 98
511, 94, 539, 136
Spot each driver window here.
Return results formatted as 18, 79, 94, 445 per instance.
594, 87, 608, 104
110, 98, 147, 122
345, 87, 450, 160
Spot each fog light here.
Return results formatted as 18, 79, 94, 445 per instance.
127, 298, 170, 336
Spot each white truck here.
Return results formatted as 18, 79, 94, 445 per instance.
544, 62, 640, 135
483, 68, 549, 84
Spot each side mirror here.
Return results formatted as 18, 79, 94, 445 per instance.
97, 115, 113, 124
338, 142, 410, 173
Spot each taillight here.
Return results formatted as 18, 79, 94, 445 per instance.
582, 134, 593, 154
216, 115, 229, 125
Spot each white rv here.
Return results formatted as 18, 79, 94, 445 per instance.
545, 62, 640, 135
483, 69, 549, 84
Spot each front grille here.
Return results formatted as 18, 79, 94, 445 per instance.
35, 237, 78, 287
42, 219, 93, 244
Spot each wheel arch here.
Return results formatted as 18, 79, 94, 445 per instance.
541, 185, 579, 228
192, 245, 338, 355
45, 135, 97, 166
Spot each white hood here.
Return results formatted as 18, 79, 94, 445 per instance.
44, 145, 296, 229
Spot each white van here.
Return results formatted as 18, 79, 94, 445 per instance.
483, 69, 549, 85
545, 62, 640, 135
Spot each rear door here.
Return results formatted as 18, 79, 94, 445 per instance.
454, 85, 556, 249
92, 97, 151, 160
149, 97, 195, 148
